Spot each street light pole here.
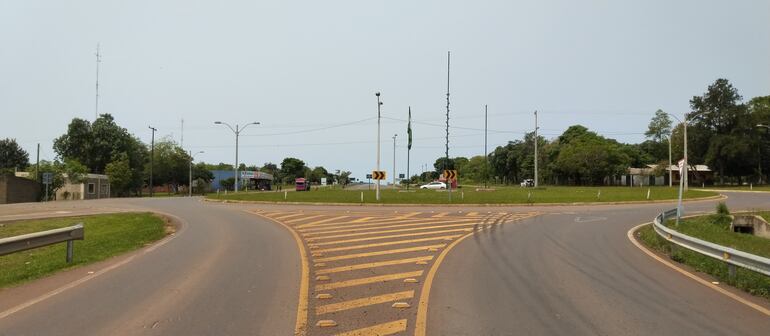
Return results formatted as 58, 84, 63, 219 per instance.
534, 110, 539, 188
215, 121, 260, 193
392, 134, 397, 187
668, 135, 673, 187
189, 150, 204, 197
376, 92, 382, 201
683, 114, 688, 192
148, 126, 156, 197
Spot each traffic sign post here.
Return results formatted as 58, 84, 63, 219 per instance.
366, 174, 372, 190
442, 170, 457, 201
42, 172, 53, 201
372, 171, 386, 180
676, 159, 685, 225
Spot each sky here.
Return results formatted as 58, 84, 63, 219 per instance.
2, 0, 769, 180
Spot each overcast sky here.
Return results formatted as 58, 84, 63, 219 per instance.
2, 1, 769, 180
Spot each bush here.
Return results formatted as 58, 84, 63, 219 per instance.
716, 202, 730, 217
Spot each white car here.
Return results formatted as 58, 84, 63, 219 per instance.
420, 181, 447, 190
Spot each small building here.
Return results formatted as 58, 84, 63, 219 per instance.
56, 174, 110, 200
619, 164, 713, 186
0, 174, 39, 204
210, 170, 274, 191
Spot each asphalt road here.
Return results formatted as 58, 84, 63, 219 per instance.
0, 192, 768, 335
429, 192, 770, 335
0, 198, 300, 336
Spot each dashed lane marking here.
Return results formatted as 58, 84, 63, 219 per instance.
316, 290, 414, 315
315, 235, 463, 254
315, 245, 446, 263
334, 319, 407, 336
315, 256, 434, 275
315, 271, 425, 291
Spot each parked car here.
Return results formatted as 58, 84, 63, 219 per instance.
520, 179, 535, 187
420, 181, 447, 190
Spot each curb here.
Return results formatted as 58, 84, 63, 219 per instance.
202, 194, 726, 208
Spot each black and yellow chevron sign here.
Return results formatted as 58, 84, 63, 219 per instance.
372, 171, 386, 180
442, 170, 457, 180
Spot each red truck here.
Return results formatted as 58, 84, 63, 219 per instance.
295, 178, 310, 191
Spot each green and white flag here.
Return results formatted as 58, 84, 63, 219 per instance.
407, 107, 413, 150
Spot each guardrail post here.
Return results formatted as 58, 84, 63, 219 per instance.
66, 240, 74, 263
727, 263, 736, 280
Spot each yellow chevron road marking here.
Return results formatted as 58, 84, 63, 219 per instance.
309, 222, 480, 241
315, 256, 434, 275
334, 319, 408, 336
313, 228, 473, 247
316, 291, 414, 315
315, 271, 424, 291
315, 245, 446, 263
302, 218, 479, 237
315, 235, 462, 253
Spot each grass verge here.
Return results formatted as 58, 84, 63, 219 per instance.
208, 186, 717, 204
0, 212, 170, 289
636, 213, 770, 300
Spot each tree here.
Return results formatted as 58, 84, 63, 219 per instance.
309, 166, 330, 183
31, 159, 87, 200
645, 109, 672, 142
147, 138, 190, 191
105, 153, 133, 196
0, 138, 29, 173
54, 114, 147, 194
280, 157, 306, 183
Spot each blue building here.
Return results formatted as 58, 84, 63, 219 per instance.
210, 170, 274, 191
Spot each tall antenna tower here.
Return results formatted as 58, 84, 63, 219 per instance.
95, 43, 101, 120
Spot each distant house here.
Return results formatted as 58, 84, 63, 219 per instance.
0, 174, 39, 204
619, 164, 712, 186
210, 170, 274, 191
56, 174, 110, 200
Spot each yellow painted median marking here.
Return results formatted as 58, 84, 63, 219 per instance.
308, 222, 480, 241
301, 218, 478, 236
316, 256, 434, 275
315, 235, 462, 253
316, 290, 414, 315
272, 213, 307, 221
334, 319, 407, 336
316, 320, 337, 327
315, 244, 446, 263
299, 216, 446, 232
313, 228, 474, 247
350, 216, 376, 223
431, 212, 448, 218
466, 212, 479, 217
294, 215, 350, 229
315, 270, 424, 291
285, 214, 326, 224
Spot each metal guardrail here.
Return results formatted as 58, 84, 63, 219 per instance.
0, 223, 84, 263
653, 209, 770, 277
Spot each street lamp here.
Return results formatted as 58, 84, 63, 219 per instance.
666, 113, 688, 191
189, 150, 204, 197
375, 92, 382, 201
392, 134, 397, 186
214, 121, 260, 193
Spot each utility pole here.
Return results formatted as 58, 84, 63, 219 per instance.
484, 104, 488, 189
534, 110, 539, 187
215, 121, 260, 193
392, 134, 397, 187
445, 51, 451, 201
95, 43, 101, 120
181, 118, 184, 149
375, 92, 382, 201
407, 107, 412, 190
35, 143, 40, 182
148, 126, 156, 197
668, 134, 674, 188
683, 114, 688, 192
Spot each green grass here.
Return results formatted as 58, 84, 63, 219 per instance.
207, 186, 717, 204
637, 213, 770, 300
0, 213, 168, 289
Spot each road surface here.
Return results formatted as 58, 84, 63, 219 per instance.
0, 192, 768, 335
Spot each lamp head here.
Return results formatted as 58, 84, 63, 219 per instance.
214, 121, 222, 125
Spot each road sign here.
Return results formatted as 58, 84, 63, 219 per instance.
442, 170, 457, 180
366, 174, 372, 179
372, 171, 386, 180
42, 172, 53, 185
678, 159, 686, 172
399, 174, 405, 179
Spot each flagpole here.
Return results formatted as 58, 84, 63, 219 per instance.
407, 106, 412, 190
